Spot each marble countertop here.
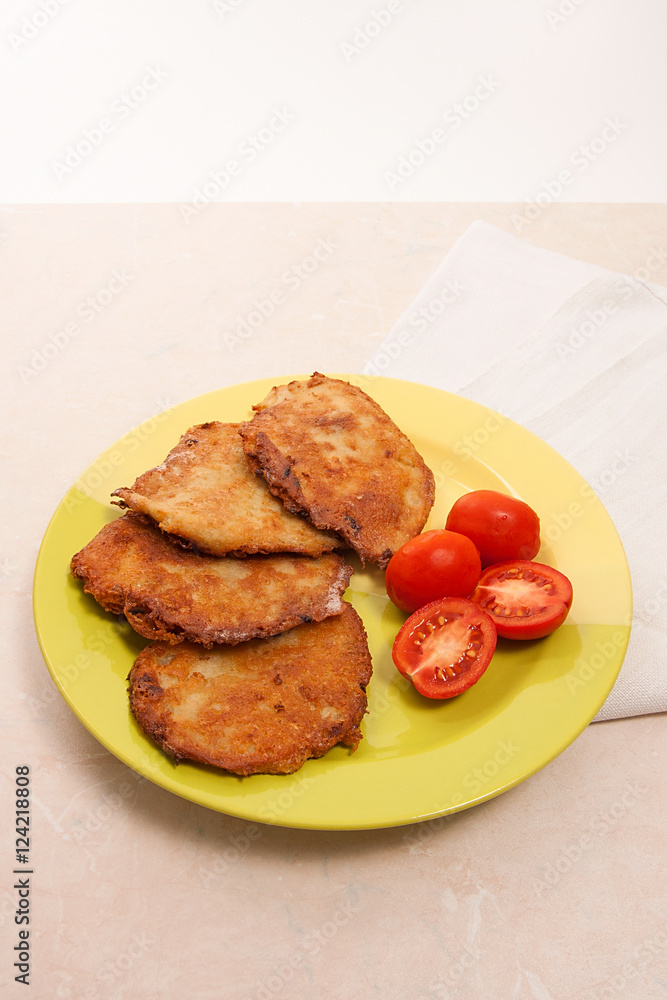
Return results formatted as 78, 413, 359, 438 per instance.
2, 202, 666, 1000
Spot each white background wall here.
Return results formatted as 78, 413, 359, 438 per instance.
1, 0, 665, 202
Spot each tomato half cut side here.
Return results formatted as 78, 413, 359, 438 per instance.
392, 597, 497, 699
470, 560, 573, 640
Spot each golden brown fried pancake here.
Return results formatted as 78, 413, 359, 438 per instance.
70, 512, 352, 647
240, 373, 435, 568
111, 421, 341, 557
128, 604, 372, 776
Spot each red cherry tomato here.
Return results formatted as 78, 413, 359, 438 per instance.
385, 529, 482, 613
470, 560, 573, 640
392, 597, 497, 699
445, 490, 541, 568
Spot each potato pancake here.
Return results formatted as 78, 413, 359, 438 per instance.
70, 512, 352, 647
111, 421, 341, 557
128, 604, 372, 775
240, 373, 435, 567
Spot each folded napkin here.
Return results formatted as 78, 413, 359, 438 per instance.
363, 221, 667, 721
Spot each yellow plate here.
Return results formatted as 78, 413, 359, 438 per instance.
33, 375, 632, 831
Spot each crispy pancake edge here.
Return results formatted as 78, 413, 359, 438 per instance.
111, 421, 343, 558
127, 605, 373, 776
70, 513, 354, 647
239, 373, 435, 568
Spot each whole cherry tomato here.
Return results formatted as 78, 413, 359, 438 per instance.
385, 529, 482, 613
445, 490, 540, 567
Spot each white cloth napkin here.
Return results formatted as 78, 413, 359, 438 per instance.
363, 221, 667, 722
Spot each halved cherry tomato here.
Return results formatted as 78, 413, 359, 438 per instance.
392, 597, 497, 699
385, 530, 481, 613
470, 560, 573, 640
445, 490, 541, 568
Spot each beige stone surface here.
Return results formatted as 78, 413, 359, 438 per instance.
2, 202, 666, 999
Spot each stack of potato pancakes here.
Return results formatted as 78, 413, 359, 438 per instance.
71, 374, 435, 776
